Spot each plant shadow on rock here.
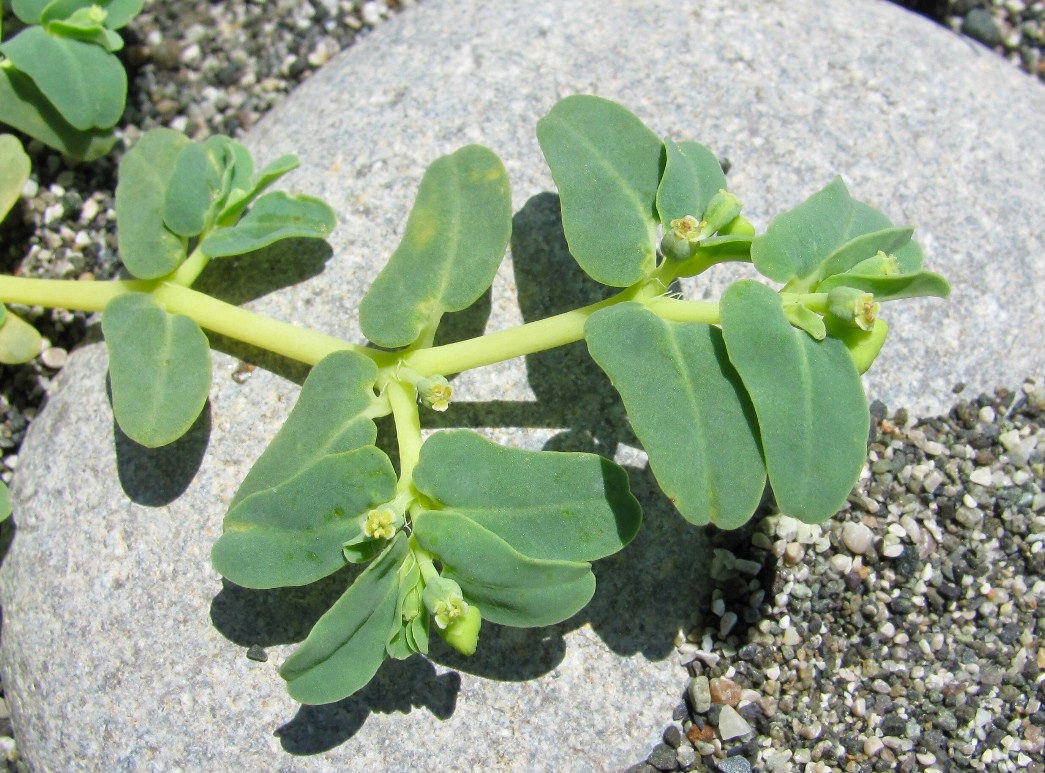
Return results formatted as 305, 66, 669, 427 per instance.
108, 374, 212, 506
212, 194, 717, 754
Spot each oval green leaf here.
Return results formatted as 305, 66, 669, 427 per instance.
412, 510, 595, 628
413, 429, 641, 562
163, 140, 229, 237
115, 128, 190, 279
536, 95, 663, 287
280, 534, 407, 705
212, 446, 397, 589
721, 280, 869, 523
817, 270, 951, 301
0, 68, 116, 160
585, 303, 766, 529
815, 227, 914, 282
655, 139, 728, 226
0, 134, 31, 222
358, 144, 511, 348
0, 309, 42, 364
0, 27, 126, 131
101, 292, 211, 448
200, 191, 336, 258
231, 350, 382, 506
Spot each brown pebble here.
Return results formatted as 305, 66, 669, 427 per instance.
686, 723, 715, 744
709, 676, 742, 706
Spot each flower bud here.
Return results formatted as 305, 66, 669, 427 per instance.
417, 375, 452, 412
438, 603, 481, 656
701, 189, 743, 235
827, 287, 880, 331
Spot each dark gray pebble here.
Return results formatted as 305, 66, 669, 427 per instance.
662, 724, 682, 749
647, 742, 679, 771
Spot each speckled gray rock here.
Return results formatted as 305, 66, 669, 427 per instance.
2, 0, 1044, 770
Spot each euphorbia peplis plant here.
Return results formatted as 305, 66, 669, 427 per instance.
0, 95, 949, 703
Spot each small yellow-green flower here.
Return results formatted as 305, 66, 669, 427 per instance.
432, 596, 468, 629
418, 375, 452, 412
363, 506, 399, 540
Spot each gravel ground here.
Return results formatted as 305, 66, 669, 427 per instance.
0, 1, 1042, 771
629, 382, 1045, 773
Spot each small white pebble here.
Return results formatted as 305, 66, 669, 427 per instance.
783, 542, 805, 565
864, 736, 885, 756
841, 521, 874, 554
969, 467, 993, 486
40, 346, 69, 369
829, 554, 853, 574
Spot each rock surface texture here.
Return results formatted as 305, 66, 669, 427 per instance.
2, 0, 1044, 771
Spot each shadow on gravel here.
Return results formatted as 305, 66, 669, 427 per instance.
208, 193, 717, 754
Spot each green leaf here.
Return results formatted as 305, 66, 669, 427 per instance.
413, 430, 641, 562
655, 139, 728, 226
816, 270, 951, 301
200, 191, 336, 258
115, 128, 190, 279
536, 95, 663, 287
0, 27, 126, 131
585, 303, 766, 529
101, 292, 211, 448
212, 446, 397, 589
358, 144, 511, 348
0, 66, 116, 160
44, 7, 124, 51
0, 481, 11, 521
751, 178, 924, 291
0, 309, 42, 364
218, 153, 297, 224
412, 511, 595, 628
280, 534, 407, 705
18, 0, 144, 28
231, 350, 381, 506
720, 280, 869, 523
0, 134, 31, 222
750, 177, 853, 284
163, 139, 229, 238
815, 227, 914, 282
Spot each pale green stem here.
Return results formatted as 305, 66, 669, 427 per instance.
0, 275, 153, 311
151, 284, 366, 365
0, 274, 366, 366
168, 247, 211, 287
783, 292, 829, 313
402, 283, 655, 377
386, 378, 422, 491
